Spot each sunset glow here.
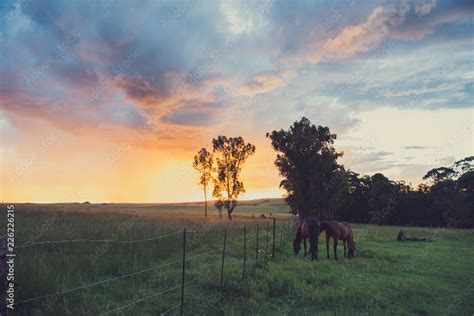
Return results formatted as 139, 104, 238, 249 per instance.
1, 0, 473, 202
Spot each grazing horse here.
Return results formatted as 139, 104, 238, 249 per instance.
320, 221, 355, 260
293, 217, 319, 261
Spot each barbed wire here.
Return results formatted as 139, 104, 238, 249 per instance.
17, 230, 182, 249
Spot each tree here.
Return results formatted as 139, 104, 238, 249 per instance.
343, 171, 371, 223
193, 148, 213, 218
212, 136, 256, 219
454, 156, 474, 174
422, 167, 456, 184
266, 117, 344, 218
367, 173, 397, 225
212, 178, 224, 218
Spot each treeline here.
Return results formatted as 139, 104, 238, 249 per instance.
338, 160, 473, 228
267, 117, 473, 228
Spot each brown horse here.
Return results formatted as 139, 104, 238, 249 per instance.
293, 217, 319, 261
319, 220, 355, 259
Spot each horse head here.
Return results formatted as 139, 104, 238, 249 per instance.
348, 241, 356, 258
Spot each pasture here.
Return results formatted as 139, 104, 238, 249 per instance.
4, 201, 474, 315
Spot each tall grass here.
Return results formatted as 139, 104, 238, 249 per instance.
3, 204, 474, 315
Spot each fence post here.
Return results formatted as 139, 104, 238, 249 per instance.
180, 229, 186, 316
272, 218, 276, 259
242, 227, 246, 279
264, 221, 269, 263
220, 228, 227, 300
280, 223, 284, 247
256, 224, 259, 266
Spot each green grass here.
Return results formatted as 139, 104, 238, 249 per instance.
3, 203, 474, 315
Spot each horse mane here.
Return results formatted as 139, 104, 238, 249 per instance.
319, 220, 329, 232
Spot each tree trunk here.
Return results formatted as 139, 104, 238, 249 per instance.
227, 204, 234, 220
204, 185, 207, 218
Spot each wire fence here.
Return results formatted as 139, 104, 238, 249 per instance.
14, 218, 296, 315
17, 230, 185, 248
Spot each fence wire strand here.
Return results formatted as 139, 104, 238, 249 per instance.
17, 230, 182, 249
101, 278, 199, 315
160, 303, 180, 316
16, 223, 277, 312
17, 259, 182, 305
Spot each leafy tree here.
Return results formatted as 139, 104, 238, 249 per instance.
454, 156, 474, 174
212, 136, 256, 219
422, 156, 474, 228
193, 148, 213, 218
343, 171, 371, 223
367, 173, 397, 225
423, 167, 456, 184
212, 179, 224, 218
457, 171, 474, 228
266, 117, 344, 218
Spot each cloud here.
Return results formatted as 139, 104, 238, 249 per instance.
351, 150, 394, 165
321, 6, 398, 59
390, 0, 473, 40
236, 71, 295, 96
403, 145, 435, 150
302, 0, 472, 63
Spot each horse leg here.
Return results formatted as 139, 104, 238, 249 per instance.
333, 238, 338, 260
326, 232, 330, 259
303, 238, 307, 257
343, 241, 347, 258
315, 235, 319, 261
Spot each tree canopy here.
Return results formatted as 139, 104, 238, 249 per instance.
212, 136, 255, 219
266, 117, 344, 218
266, 117, 473, 228
193, 147, 213, 218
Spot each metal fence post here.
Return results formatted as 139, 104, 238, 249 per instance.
242, 227, 246, 279
272, 218, 276, 259
256, 224, 259, 266
180, 229, 186, 316
220, 228, 227, 300
280, 222, 284, 247
264, 221, 269, 263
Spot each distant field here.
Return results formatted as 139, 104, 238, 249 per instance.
3, 202, 474, 315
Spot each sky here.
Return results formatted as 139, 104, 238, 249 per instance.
0, 0, 473, 203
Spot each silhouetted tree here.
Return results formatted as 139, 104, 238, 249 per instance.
266, 117, 344, 218
212, 136, 256, 219
421, 156, 474, 228
454, 156, 474, 174
423, 167, 456, 184
193, 148, 213, 218
367, 173, 397, 225
342, 171, 371, 223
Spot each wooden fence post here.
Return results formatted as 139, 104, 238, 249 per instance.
220, 228, 227, 300
180, 229, 186, 316
272, 218, 276, 259
255, 224, 259, 266
242, 227, 246, 279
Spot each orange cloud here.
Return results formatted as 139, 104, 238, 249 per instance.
236, 71, 296, 96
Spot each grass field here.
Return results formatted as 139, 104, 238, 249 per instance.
3, 201, 474, 315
